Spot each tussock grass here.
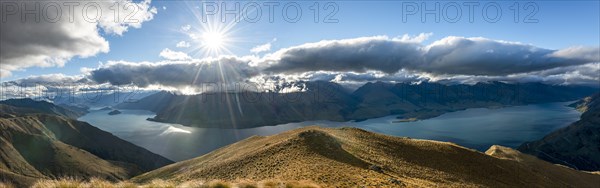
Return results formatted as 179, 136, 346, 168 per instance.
0, 182, 15, 188
30, 178, 320, 188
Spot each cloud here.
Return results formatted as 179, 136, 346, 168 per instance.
263, 36, 423, 74
84, 35, 599, 89
0, 0, 157, 78
250, 43, 272, 54
264, 35, 599, 76
89, 57, 260, 87
7, 74, 89, 85
396, 32, 433, 43
419, 37, 598, 75
181, 25, 192, 32
250, 38, 277, 54
159, 48, 191, 60
10, 35, 596, 92
0, 74, 96, 100
176, 41, 191, 48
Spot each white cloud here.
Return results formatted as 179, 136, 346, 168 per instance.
159, 48, 191, 60
250, 38, 277, 54
395, 32, 433, 43
181, 25, 192, 32
251, 43, 272, 54
0, 69, 12, 78
0, 0, 158, 78
96, 0, 157, 35
176, 41, 191, 48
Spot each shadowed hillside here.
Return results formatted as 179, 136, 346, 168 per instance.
133, 126, 600, 187
519, 93, 600, 171
0, 100, 173, 187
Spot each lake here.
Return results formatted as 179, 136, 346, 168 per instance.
79, 102, 581, 161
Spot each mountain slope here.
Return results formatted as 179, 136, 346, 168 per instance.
519, 93, 600, 171
133, 126, 600, 187
0, 102, 173, 187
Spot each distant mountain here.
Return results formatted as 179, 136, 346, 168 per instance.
50, 90, 158, 108
120, 81, 357, 128
349, 81, 598, 120
116, 91, 176, 112
133, 126, 600, 187
519, 93, 600, 171
119, 81, 597, 128
0, 102, 173, 187
0, 98, 86, 119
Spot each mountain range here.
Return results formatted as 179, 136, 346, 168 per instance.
117, 81, 598, 128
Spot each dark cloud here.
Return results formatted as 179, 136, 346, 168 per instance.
265, 36, 599, 76
89, 57, 260, 87
264, 36, 422, 74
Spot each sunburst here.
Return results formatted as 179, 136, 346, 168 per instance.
183, 3, 240, 58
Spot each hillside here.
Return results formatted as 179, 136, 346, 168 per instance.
0, 101, 173, 187
133, 126, 600, 187
519, 93, 600, 171
118, 81, 597, 128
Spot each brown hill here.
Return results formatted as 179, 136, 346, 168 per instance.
0, 104, 173, 187
133, 126, 600, 187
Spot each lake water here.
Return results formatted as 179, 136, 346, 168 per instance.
79, 102, 581, 161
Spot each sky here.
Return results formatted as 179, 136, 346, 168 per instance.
0, 0, 599, 92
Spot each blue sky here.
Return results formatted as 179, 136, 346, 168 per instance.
3, 0, 599, 81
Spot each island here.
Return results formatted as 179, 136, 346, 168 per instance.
108, 110, 122, 115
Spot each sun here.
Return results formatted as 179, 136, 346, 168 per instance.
185, 6, 240, 57
202, 31, 225, 50
194, 27, 233, 57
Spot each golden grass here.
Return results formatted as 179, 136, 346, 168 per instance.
30, 178, 320, 188
0, 182, 15, 188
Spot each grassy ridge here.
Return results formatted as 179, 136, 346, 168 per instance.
0, 178, 319, 188
133, 126, 600, 187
